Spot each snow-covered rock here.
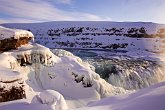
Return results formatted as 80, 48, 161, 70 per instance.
0, 26, 33, 40
32, 90, 68, 110
0, 26, 34, 102
0, 26, 34, 51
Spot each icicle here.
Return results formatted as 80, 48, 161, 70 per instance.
44, 54, 47, 65
40, 54, 45, 64
10, 62, 13, 69
23, 53, 26, 63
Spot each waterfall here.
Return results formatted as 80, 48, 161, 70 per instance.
87, 58, 165, 90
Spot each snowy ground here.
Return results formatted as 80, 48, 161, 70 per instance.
73, 81, 165, 110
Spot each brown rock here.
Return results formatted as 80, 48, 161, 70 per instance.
0, 37, 33, 51
0, 79, 26, 102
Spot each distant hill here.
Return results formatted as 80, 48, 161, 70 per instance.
1, 21, 165, 52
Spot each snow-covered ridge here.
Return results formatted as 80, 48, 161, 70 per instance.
0, 26, 34, 40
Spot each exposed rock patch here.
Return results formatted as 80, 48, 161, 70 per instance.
0, 37, 33, 51
0, 79, 26, 102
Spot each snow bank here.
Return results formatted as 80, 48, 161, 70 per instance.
74, 82, 165, 110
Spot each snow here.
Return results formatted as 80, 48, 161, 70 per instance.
73, 82, 165, 110
0, 99, 52, 110
1, 21, 165, 54
0, 24, 164, 110
32, 90, 68, 110
0, 81, 165, 110
0, 26, 34, 40
0, 40, 129, 109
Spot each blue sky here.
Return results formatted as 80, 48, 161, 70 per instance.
0, 0, 165, 23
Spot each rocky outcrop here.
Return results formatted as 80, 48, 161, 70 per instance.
0, 78, 26, 102
0, 37, 33, 51
0, 26, 34, 52
0, 26, 33, 102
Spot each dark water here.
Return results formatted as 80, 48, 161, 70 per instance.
63, 48, 127, 58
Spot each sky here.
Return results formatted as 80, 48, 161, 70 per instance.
0, 0, 165, 24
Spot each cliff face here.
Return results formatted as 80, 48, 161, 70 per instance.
0, 26, 33, 102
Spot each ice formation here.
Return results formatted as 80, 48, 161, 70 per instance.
90, 59, 165, 90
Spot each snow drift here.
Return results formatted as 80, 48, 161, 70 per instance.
74, 81, 165, 110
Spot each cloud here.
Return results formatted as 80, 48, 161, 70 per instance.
57, 0, 72, 4
0, 18, 40, 24
0, 0, 111, 23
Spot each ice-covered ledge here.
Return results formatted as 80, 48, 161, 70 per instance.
0, 26, 34, 51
